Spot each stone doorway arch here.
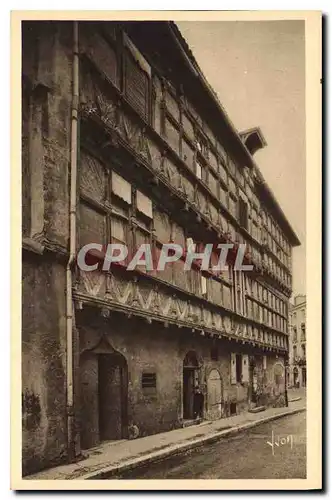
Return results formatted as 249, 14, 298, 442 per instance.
80, 335, 128, 449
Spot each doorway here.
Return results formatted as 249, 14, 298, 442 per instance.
293, 367, 299, 388
98, 353, 128, 441
80, 344, 128, 449
183, 351, 199, 420
207, 369, 222, 420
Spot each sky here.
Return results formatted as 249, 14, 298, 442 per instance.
176, 21, 306, 297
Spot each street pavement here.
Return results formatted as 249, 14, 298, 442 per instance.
116, 412, 306, 479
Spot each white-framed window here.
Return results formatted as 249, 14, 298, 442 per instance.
195, 160, 202, 180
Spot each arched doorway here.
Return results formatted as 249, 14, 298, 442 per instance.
80, 336, 128, 449
183, 351, 199, 420
207, 369, 222, 420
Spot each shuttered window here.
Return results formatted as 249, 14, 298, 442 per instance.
124, 49, 149, 121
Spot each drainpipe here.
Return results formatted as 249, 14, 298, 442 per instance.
66, 20, 79, 462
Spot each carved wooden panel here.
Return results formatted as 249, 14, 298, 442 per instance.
181, 174, 195, 203
203, 309, 213, 329
154, 209, 172, 243
210, 204, 219, 226
195, 190, 207, 214
79, 203, 106, 247
146, 138, 162, 172
79, 270, 106, 297
120, 113, 143, 152
172, 258, 190, 292
80, 152, 105, 203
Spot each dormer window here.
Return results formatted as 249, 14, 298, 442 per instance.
239, 127, 267, 156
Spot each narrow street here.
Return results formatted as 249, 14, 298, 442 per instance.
115, 412, 306, 479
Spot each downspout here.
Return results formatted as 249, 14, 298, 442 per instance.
66, 20, 79, 461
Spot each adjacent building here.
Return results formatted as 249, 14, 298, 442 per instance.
22, 20, 301, 475
288, 295, 306, 388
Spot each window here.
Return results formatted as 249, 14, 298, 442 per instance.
196, 135, 208, 159
201, 275, 207, 296
228, 196, 237, 218
124, 34, 150, 121
236, 354, 242, 383
239, 198, 248, 229
142, 372, 157, 389
195, 160, 202, 180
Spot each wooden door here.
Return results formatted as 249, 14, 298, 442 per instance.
207, 369, 222, 420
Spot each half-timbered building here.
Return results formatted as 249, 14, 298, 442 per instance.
22, 20, 301, 474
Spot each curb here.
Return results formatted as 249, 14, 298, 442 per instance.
81, 406, 306, 480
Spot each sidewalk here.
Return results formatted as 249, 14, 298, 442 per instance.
26, 397, 305, 481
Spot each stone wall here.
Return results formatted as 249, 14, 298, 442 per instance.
22, 21, 73, 475
22, 254, 67, 475
76, 312, 286, 450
